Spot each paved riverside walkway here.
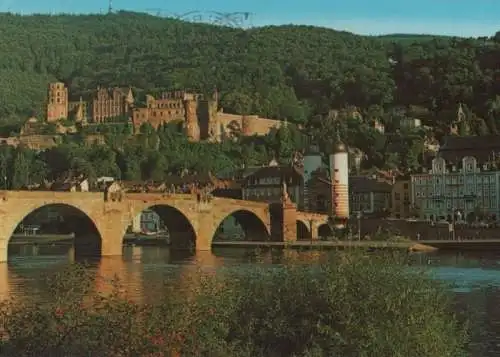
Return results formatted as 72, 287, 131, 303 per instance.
212, 240, 415, 249
213, 239, 500, 251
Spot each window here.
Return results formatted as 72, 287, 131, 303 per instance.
316, 195, 327, 212
395, 193, 401, 200
403, 183, 409, 189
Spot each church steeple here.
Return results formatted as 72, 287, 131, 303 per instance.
457, 102, 465, 122
125, 87, 134, 106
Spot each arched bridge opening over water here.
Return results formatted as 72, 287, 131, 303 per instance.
296, 212, 332, 240
0, 190, 278, 262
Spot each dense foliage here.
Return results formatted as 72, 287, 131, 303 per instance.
0, 12, 498, 176
0, 121, 305, 187
0, 252, 467, 356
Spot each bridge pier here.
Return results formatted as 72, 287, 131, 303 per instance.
310, 221, 320, 240
196, 234, 212, 251
270, 201, 298, 243
94, 208, 129, 257
0, 243, 7, 263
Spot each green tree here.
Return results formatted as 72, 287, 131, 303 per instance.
11, 148, 31, 189
276, 122, 295, 164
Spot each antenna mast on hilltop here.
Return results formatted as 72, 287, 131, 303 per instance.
108, 0, 113, 13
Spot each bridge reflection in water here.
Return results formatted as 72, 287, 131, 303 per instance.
1, 242, 330, 303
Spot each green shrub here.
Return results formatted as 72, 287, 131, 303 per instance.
0, 253, 467, 357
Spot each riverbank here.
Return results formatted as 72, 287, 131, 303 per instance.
212, 240, 437, 252
0, 255, 465, 357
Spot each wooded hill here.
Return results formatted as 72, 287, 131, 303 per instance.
0, 11, 498, 133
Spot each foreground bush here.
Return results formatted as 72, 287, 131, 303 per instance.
0, 252, 467, 357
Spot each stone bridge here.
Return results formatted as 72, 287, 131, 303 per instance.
0, 190, 330, 262
295, 212, 331, 239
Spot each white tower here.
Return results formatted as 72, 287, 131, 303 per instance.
303, 140, 323, 211
329, 135, 349, 226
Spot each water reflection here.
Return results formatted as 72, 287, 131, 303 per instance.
5, 245, 500, 356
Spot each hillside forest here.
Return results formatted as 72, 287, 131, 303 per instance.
0, 11, 499, 188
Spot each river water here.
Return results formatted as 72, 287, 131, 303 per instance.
4, 243, 500, 356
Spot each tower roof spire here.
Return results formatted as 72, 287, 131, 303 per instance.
332, 121, 347, 153
457, 102, 465, 122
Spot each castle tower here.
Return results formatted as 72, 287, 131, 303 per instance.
125, 87, 134, 111
75, 96, 86, 123
303, 137, 323, 211
207, 88, 220, 142
46, 82, 68, 122
183, 98, 200, 142
329, 131, 349, 227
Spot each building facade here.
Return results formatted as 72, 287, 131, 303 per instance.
43, 83, 283, 142
349, 176, 392, 216
132, 91, 203, 131
47, 82, 68, 122
241, 163, 304, 209
391, 179, 412, 218
411, 135, 500, 222
411, 156, 500, 222
91, 86, 134, 123
46, 83, 134, 123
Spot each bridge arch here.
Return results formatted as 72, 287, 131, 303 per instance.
130, 204, 197, 249
296, 220, 311, 240
212, 209, 270, 242
1, 203, 104, 262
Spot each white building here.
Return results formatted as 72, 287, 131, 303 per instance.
411, 156, 500, 222
400, 117, 421, 130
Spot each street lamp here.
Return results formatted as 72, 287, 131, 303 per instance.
357, 211, 362, 241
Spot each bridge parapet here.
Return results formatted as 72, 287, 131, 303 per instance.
0, 190, 104, 201
125, 192, 197, 202
297, 211, 329, 220
211, 197, 269, 210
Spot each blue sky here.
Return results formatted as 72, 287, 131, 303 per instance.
0, 0, 498, 37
